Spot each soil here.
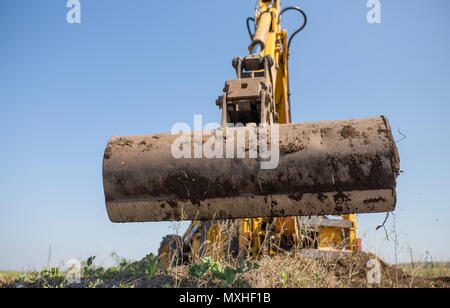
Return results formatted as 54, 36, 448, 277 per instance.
2, 252, 448, 288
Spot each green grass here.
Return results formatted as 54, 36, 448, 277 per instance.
0, 253, 161, 288
0, 271, 25, 280
399, 262, 450, 278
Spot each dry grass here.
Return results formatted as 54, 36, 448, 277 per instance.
155, 220, 449, 288
1, 252, 448, 288
400, 262, 450, 279
161, 252, 449, 288
243, 255, 341, 288
2, 220, 449, 288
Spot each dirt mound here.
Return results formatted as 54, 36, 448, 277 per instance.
303, 251, 449, 288
1, 251, 448, 288
238, 251, 449, 288
323, 252, 409, 287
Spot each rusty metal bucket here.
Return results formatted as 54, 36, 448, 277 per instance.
103, 116, 399, 222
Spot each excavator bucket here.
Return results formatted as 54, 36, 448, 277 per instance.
103, 116, 400, 222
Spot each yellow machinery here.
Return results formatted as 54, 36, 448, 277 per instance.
102, 1, 399, 267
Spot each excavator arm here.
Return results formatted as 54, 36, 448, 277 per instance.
102, 0, 399, 224
217, 0, 303, 127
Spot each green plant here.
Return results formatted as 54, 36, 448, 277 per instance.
278, 271, 288, 287
125, 254, 159, 279
40, 267, 60, 279
113, 283, 135, 288
82, 253, 159, 281
87, 256, 96, 267
35, 267, 68, 288
188, 257, 259, 287
43, 279, 69, 289
13, 275, 27, 284
88, 279, 103, 288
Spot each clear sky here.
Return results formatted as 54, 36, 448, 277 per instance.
1, 0, 449, 270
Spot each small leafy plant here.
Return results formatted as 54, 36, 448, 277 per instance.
13, 275, 27, 284
278, 271, 289, 287
113, 283, 135, 288
87, 279, 103, 288
188, 257, 259, 287
82, 253, 159, 280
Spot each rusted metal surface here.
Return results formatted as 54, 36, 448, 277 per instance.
103, 116, 400, 222
217, 54, 275, 126
299, 217, 354, 229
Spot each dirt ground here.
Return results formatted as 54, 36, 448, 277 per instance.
1, 251, 448, 288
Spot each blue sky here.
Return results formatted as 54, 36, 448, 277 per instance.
0, 0, 449, 270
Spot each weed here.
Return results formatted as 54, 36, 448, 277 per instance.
113, 284, 135, 288
87, 279, 103, 288
83, 253, 159, 281
13, 275, 27, 284
278, 271, 289, 287
188, 256, 259, 287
